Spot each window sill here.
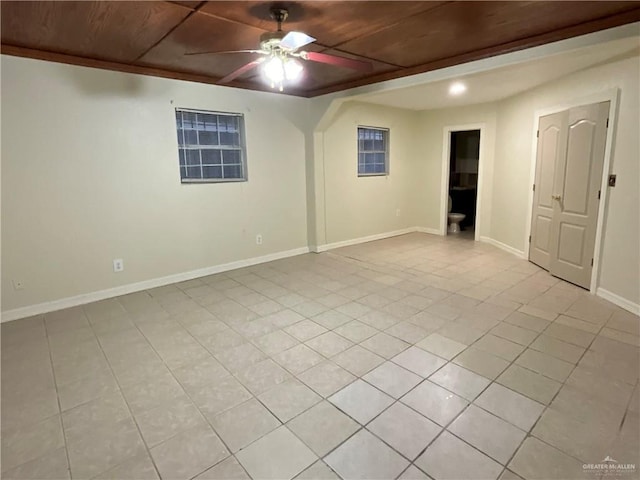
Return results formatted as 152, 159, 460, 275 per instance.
181, 178, 247, 184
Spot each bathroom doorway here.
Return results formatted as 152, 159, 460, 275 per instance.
440, 125, 483, 240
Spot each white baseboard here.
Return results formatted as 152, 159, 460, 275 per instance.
314, 228, 417, 253
479, 236, 526, 259
1, 246, 310, 323
415, 226, 442, 235
596, 288, 640, 316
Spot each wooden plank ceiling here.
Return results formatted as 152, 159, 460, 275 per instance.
2, 1, 639, 97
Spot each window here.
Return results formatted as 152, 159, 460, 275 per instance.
175, 109, 247, 183
358, 126, 389, 176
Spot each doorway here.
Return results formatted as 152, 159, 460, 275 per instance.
529, 101, 609, 289
445, 129, 481, 239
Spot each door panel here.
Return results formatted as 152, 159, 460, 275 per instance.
539, 128, 560, 204
562, 120, 595, 214
529, 113, 567, 270
534, 215, 552, 254
550, 101, 609, 288
556, 222, 585, 267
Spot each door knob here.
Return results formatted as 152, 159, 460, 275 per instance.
552, 195, 562, 201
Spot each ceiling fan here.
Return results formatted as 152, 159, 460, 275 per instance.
186, 7, 374, 91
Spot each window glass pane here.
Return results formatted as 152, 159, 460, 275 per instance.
183, 129, 198, 145
374, 152, 385, 164
364, 138, 374, 151
373, 163, 386, 174
223, 164, 243, 179
178, 149, 186, 166
182, 112, 196, 128
220, 131, 239, 146
222, 150, 241, 165
194, 114, 205, 132
186, 149, 201, 166
218, 116, 240, 146
202, 166, 222, 179
199, 130, 217, 145
201, 149, 222, 165
201, 114, 217, 128
184, 166, 201, 179
180, 166, 187, 179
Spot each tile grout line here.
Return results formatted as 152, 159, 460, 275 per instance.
84, 306, 165, 480
42, 317, 74, 480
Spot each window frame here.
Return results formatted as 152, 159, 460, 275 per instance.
175, 108, 248, 184
357, 126, 390, 177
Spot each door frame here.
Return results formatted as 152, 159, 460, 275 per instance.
525, 89, 620, 293
440, 123, 486, 241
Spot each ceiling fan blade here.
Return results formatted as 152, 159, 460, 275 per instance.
280, 31, 316, 50
302, 52, 373, 72
185, 49, 266, 56
219, 58, 265, 84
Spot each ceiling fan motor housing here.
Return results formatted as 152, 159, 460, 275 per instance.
260, 31, 287, 52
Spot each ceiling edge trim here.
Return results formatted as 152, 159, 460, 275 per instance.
0, 45, 308, 98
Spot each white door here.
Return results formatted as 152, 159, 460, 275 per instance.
530, 111, 567, 270
529, 101, 609, 289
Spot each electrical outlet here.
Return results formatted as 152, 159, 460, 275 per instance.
256, 234, 263, 245
113, 259, 124, 273
396, 209, 401, 217
12, 280, 24, 290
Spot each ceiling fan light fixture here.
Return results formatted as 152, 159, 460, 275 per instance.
263, 55, 303, 91
284, 58, 303, 81
263, 55, 285, 89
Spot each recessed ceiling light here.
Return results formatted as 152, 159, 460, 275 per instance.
449, 82, 467, 95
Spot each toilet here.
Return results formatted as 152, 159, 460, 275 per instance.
448, 195, 466, 234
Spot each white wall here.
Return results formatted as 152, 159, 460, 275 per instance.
316, 101, 421, 245
491, 55, 640, 306
1, 56, 310, 313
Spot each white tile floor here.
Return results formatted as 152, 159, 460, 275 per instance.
1, 232, 639, 480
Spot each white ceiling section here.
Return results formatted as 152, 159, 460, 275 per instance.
356, 36, 639, 110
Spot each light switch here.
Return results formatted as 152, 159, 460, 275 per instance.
608, 174, 616, 187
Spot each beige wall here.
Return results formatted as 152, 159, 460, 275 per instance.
3, 52, 638, 316
492, 55, 640, 305
317, 102, 421, 244
1, 56, 310, 312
